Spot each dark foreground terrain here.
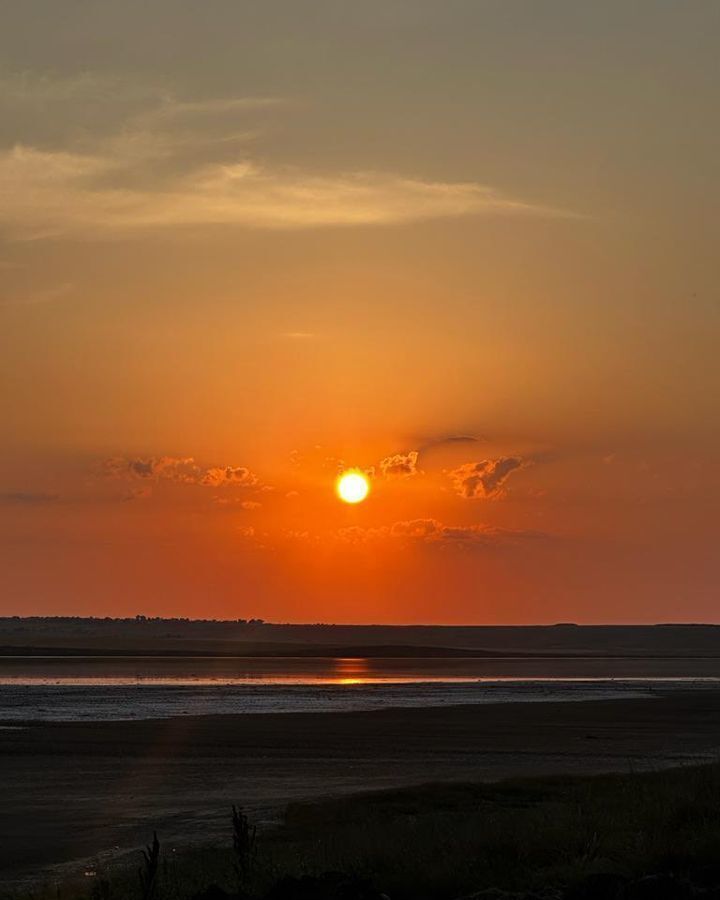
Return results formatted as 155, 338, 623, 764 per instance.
2, 691, 720, 887
5, 763, 720, 900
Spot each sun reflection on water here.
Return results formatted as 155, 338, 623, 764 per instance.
333, 657, 371, 685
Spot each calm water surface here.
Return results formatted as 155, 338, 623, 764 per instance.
1, 656, 719, 722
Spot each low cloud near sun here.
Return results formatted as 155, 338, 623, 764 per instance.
450, 457, 529, 499
104, 456, 260, 489
95, 443, 543, 558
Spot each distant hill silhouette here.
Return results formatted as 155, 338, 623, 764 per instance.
1, 617, 719, 657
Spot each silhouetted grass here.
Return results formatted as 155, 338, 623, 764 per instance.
232, 805, 257, 898
5, 763, 720, 900
138, 833, 160, 900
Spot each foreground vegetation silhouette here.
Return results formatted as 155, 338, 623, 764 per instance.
6, 764, 720, 900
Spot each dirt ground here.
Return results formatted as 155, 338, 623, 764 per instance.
2, 691, 720, 883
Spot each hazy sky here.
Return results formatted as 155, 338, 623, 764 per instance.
1, 1, 718, 622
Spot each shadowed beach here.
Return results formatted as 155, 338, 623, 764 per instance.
3, 690, 720, 881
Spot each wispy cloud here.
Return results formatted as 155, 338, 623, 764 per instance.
0, 147, 558, 239
0, 78, 570, 240
0, 71, 148, 104
213, 497, 262, 509
122, 486, 153, 502
390, 518, 543, 545
337, 518, 545, 547
421, 434, 482, 450
0, 281, 74, 307
0, 490, 59, 505
0, 71, 281, 124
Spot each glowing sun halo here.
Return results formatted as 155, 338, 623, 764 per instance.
337, 471, 370, 504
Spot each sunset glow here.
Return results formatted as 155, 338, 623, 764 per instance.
0, 3, 718, 625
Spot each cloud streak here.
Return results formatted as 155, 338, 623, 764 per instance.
1, 281, 74, 307
0, 147, 557, 238
0, 491, 59, 505
0, 81, 570, 239
338, 518, 545, 547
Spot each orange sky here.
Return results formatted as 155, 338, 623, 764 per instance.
0, 2, 718, 622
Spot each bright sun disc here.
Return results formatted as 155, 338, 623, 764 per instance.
337, 471, 370, 504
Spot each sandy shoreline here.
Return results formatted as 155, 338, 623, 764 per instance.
2, 690, 720, 882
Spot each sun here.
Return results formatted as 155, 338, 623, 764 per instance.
336, 470, 370, 504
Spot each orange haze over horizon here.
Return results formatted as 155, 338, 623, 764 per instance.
1, 2, 718, 623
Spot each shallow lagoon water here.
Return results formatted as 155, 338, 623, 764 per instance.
2, 656, 719, 722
